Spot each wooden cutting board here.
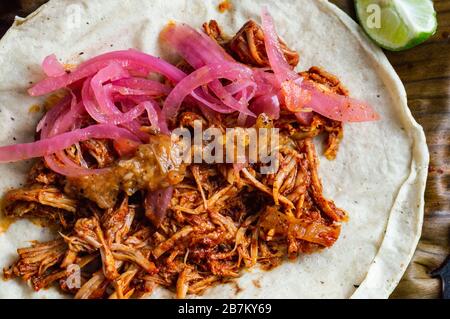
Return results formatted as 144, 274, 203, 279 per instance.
331, 0, 450, 299
0, 0, 448, 299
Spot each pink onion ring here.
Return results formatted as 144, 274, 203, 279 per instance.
261, 8, 379, 122
0, 124, 139, 163
112, 78, 172, 96
42, 54, 66, 77
144, 187, 174, 226
250, 94, 280, 120
163, 63, 255, 120
261, 8, 298, 84
29, 50, 186, 96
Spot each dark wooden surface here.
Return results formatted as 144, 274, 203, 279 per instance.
0, 0, 449, 298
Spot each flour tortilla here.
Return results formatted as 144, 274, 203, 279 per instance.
0, 0, 428, 299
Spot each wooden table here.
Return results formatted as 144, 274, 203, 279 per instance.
331, 0, 450, 299
0, 0, 449, 299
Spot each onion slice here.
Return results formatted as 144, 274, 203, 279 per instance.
161, 23, 233, 68
261, 8, 380, 123
42, 54, 66, 77
162, 23, 256, 117
250, 94, 280, 120
163, 63, 255, 120
0, 124, 139, 163
112, 78, 172, 96
82, 75, 147, 125
45, 154, 108, 177
301, 80, 380, 122
145, 187, 174, 227
29, 50, 186, 96
261, 8, 298, 83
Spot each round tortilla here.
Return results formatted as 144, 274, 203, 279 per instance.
0, 0, 428, 299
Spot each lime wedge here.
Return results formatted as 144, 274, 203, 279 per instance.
355, 0, 437, 51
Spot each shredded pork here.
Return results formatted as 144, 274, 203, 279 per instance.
2, 20, 347, 299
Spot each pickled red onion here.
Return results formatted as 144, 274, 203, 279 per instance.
261, 8, 379, 122
261, 8, 298, 84
145, 187, 174, 226
163, 63, 255, 120
162, 23, 255, 117
0, 124, 139, 163
29, 50, 186, 96
42, 54, 66, 77
250, 94, 280, 120
301, 80, 380, 122
82, 75, 147, 125
161, 23, 233, 67
112, 78, 172, 96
